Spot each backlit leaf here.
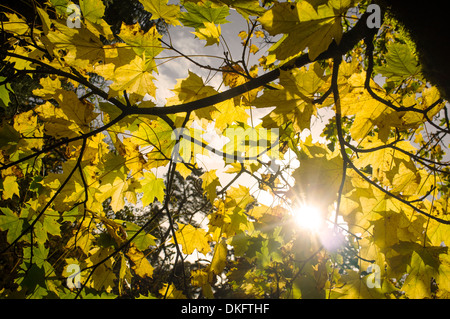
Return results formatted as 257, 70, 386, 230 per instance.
173, 223, 211, 255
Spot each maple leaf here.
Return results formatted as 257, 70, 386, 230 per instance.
173, 222, 211, 255
2, 13, 29, 36
375, 43, 421, 82
44, 21, 105, 70
127, 245, 154, 278
400, 244, 447, 298
131, 117, 176, 168
159, 283, 186, 299
259, 1, 349, 60
138, 171, 165, 206
214, 0, 265, 19
118, 23, 163, 62
85, 247, 117, 292
193, 22, 222, 46
167, 71, 218, 124
109, 53, 157, 98
138, 0, 181, 26
0, 207, 24, 244
212, 99, 249, 131
331, 269, 396, 299
1, 175, 20, 200
201, 170, 221, 203
255, 63, 326, 132
79, 0, 106, 24
179, 1, 230, 29
210, 238, 227, 275
290, 137, 347, 209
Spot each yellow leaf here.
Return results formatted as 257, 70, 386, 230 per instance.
221, 64, 246, 88
255, 64, 326, 132
291, 138, 346, 209
173, 223, 211, 255
402, 247, 444, 299
118, 23, 163, 61
193, 22, 221, 46
167, 71, 218, 126
45, 21, 104, 70
159, 283, 186, 299
201, 170, 221, 203
212, 99, 249, 131
35, 90, 98, 138
259, 2, 347, 60
110, 53, 157, 98
33, 76, 62, 99
126, 245, 154, 278
79, 0, 106, 24
2, 175, 20, 200
96, 176, 129, 212
85, 247, 117, 293
2, 13, 29, 35
210, 239, 227, 275
138, 0, 181, 26
138, 171, 166, 206
249, 44, 259, 54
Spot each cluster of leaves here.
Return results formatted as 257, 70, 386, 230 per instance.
0, 0, 449, 299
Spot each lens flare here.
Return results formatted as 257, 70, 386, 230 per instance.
292, 204, 323, 232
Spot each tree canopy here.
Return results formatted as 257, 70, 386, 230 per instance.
0, 0, 449, 299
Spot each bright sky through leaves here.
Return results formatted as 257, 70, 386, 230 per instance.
0, 0, 450, 300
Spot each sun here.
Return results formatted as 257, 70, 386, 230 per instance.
292, 204, 324, 232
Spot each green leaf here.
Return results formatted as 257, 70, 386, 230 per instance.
375, 43, 421, 82
0, 77, 11, 110
0, 207, 24, 244
138, 0, 181, 25
79, 0, 105, 24
123, 221, 156, 251
179, 1, 230, 30
216, 0, 265, 19
138, 171, 165, 206
49, 0, 69, 15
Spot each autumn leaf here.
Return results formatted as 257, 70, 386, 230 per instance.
79, 0, 106, 24
1, 175, 20, 200
259, 1, 348, 60
127, 245, 154, 278
193, 22, 222, 46
210, 238, 227, 275
173, 223, 211, 255
138, 0, 181, 26
138, 171, 165, 206
0, 207, 24, 244
44, 21, 105, 69
167, 71, 218, 124
118, 23, 163, 62
290, 136, 347, 208
201, 170, 221, 203
110, 53, 157, 98
3, 0, 450, 301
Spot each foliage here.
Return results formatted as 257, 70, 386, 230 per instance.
0, 0, 449, 300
